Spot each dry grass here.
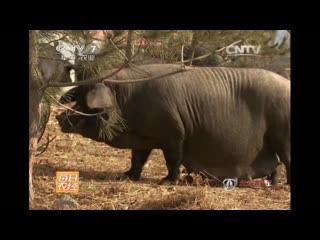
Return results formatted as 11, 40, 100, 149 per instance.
30, 106, 290, 210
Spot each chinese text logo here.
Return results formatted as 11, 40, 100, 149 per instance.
56, 41, 96, 61
56, 171, 79, 193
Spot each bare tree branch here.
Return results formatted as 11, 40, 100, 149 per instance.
45, 92, 108, 116
180, 52, 213, 64
214, 39, 243, 53
125, 30, 134, 60
29, 30, 42, 202
37, 101, 51, 143
47, 63, 191, 87
93, 35, 127, 59
36, 135, 56, 156
38, 56, 65, 62
181, 44, 185, 63
45, 61, 128, 88
45, 39, 169, 88
110, 38, 129, 61
98, 34, 148, 75
103, 67, 191, 83
38, 35, 65, 45
107, 33, 153, 77
178, 39, 243, 64
201, 170, 223, 183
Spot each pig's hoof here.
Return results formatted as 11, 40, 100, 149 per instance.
159, 177, 179, 185
123, 170, 140, 181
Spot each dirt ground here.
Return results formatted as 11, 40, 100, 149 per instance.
30, 106, 290, 210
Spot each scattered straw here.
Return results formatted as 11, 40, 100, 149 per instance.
31, 106, 290, 210
98, 111, 127, 141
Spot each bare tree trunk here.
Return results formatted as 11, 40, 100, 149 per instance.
29, 30, 42, 204
187, 31, 200, 66
125, 30, 134, 61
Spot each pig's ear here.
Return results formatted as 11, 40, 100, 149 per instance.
86, 83, 114, 109
59, 86, 81, 104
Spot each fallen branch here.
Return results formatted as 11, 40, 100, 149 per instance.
201, 170, 223, 183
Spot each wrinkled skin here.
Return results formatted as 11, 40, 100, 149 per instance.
56, 64, 290, 186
